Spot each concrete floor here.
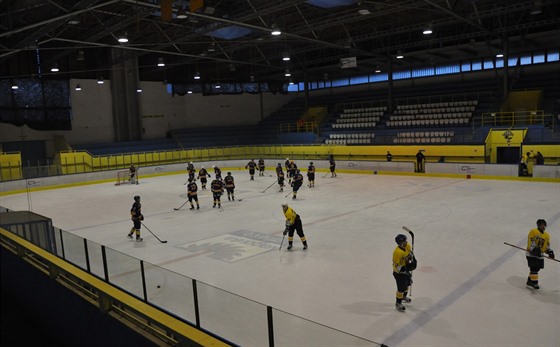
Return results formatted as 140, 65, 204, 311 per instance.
1, 169, 559, 347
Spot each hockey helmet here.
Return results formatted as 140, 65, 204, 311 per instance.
212, 165, 216, 168
134, 195, 141, 201
286, 158, 289, 161
227, 172, 231, 175
536, 219, 547, 226
277, 163, 282, 166
201, 165, 204, 168
281, 202, 289, 209
395, 234, 407, 245
310, 162, 313, 165
188, 178, 193, 183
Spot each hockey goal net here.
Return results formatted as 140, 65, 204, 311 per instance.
115, 169, 139, 185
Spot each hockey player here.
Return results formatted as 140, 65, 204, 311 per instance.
187, 162, 196, 181
210, 177, 224, 208
224, 172, 235, 201
415, 150, 425, 173
187, 178, 200, 210
245, 159, 257, 180
198, 166, 210, 189
284, 158, 290, 172
526, 219, 554, 289
129, 164, 138, 184
258, 157, 265, 176
288, 160, 298, 184
328, 155, 337, 177
276, 163, 285, 192
291, 169, 304, 199
392, 234, 416, 311
212, 165, 222, 180
127, 195, 143, 241
307, 161, 316, 188
281, 202, 308, 250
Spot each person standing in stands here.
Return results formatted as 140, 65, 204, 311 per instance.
258, 157, 266, 176
245, 159, 257, 180
198, 166, 210, 189
127, 195, 143, 241
307, 161, 316, 188
276, 163, 285, 192
386, 151, 393, 162
224, 172, 236, 201
416, 150, 425, 173
329, 155, 337, 177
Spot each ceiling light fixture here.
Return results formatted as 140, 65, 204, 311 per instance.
207, 43, 216, 52
530, 0, 542, 15
136, 88, 143, 93
117, 33, 128, 43
50, 63, 59, 72
187, 90, 193, 94
396, 51, 404, 59
76, 50, 85, 61
358, 9, 370, 15
289, 78, 294, 85
157, 58, 165, 67
75, 84, 82, 91
215, 83, 221, 89
11, 84, 18, 90
271, 25, 281, 36
496, 53, 504, 58
194, 72, 201, 80
422, 27, 433, 35
284, 69, 291, 77
282, 52, 291, 61
97, 77, 104, 84
374, 66, 381, 73
176, 9, 187, 19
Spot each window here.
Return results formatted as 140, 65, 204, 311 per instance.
520, 55, 532, 65
435, 64, 460, 75
369, 73, 388, 83
331, 78, 349, 87
508, 56, 519, 67
547, 51, 559, 62
393, 70, 411, 80
533, 53, 545, 64
412, 67, 434, 78
350, 75, 368, 85
287, 84, 299, 92
483, 60, 494, 69
461, 62, 471, 72
495, 59, 504, 68
472, 60, 482, 71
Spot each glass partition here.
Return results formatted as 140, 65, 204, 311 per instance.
86, 239, 105, 278
272, 308, 376, 346
104, 247, 144, 298
60, 229, 87, 270
143, 262, 197, 323
196, 281, 269, 346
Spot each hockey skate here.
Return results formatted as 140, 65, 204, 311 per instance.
127, 234, 133, 239
402, 297, 412, 303
303, 244, 308, 250
526, 279, 540, 290
287, 244, 293, 250
395, 303, 406, 312
136, 237, 143, 242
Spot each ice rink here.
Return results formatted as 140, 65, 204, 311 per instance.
1, 168, 559, 347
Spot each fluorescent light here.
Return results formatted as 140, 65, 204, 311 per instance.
187, 90, 193, 94
50, 63, 59, 72
194, 72, 201, 80
11, 85, 18, 90
423, 28, 433, 35
215, 83, 221, 89
375, 67, 381, 73
97, 77, 104, 84
136, 88, 142, 93
75, 84, 82, 91
284, 69, 291, 77
157, 58, 165, 67
271, 25, 281, 36
496, 53, 504, 58
117, 34, 128, 43
176, 9, 187, 19
396, 51, 404, 59
282, 52, 290, 61
289, 79, 294, 85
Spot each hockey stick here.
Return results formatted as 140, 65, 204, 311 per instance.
279, 233, 286, 250
504, 242, 559, 262
284, 191, 292, 198
141, 222, 167, 243
260, 180, 277, 193
173, 200, 189, 211
402, 226, 415, 295
322, 171, 330, 178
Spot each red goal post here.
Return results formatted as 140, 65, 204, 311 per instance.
115, 168, 139, 185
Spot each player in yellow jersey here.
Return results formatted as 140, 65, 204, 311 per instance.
281, 203, 308, 250
526, 219, 554, 289
392, 234, 416, 311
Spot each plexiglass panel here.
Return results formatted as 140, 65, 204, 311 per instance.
143, 262, 197, 323
272, 308, 377, 347
105, 248, 144, 298
86, 239, 105, 278
196, 281, 269, 346
60, 229, 87, 270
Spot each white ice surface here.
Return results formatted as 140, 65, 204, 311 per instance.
1, 170, 559, 347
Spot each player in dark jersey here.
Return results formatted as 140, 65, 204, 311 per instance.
288, 160, 297, 184
198, 166, 210, 189
276, 163, 285, 192
291, 169, 304, 199
307, 161, 315, 188
224, 172, 235, 201
329, 155, 337, 177
187, 178, 200, 210
127, 195, 143, 241
210, 178, 224, 208
258, 158, 265, 176
245, 159, 257, 180
187, 162, 196, 181
212, 165, 222, 180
